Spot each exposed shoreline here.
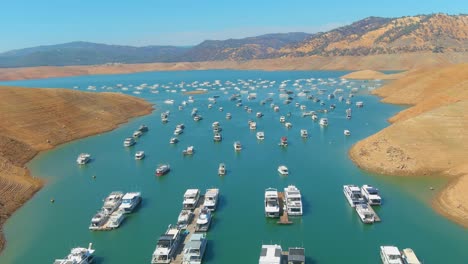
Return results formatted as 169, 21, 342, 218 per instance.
346, 65, 468, 228
0, 52, 467, 81
0, 86, 154, 253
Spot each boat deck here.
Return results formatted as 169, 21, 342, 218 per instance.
90, 216, 123, 231
173, 195, 205, 264
277, 192, 292, 225
368, 204, 381, 222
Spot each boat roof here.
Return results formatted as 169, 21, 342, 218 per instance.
185, 233, 205, 249
288, 247, 305, 261
402, 248, 421, 264
259, 245, 282, 263
346, 185, 360, 192
205, 189, 219, 197
381, 246, 401, 256
123, 192, 140, 199
184, 189, 199, 196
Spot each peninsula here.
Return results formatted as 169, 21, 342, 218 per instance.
348, 64, 468, 227
0, 86, 153, 251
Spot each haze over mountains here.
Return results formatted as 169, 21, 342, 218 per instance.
0, 13, 466, 68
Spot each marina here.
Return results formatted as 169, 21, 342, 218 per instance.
0, 70, 465, 263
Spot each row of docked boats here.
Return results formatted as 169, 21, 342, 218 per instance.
343, 184, 382, 224
265, 186, 303, 218
259, 244, 305, 264
89, 191, 141, 231
380, 246, 422, 264
151, 188, 219, 263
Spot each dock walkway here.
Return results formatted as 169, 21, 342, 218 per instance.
173, 195, 205, 264
277, 192, 292, 225
368, 204, 381, 222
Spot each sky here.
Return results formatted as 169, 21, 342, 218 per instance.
0, 0, 466, 52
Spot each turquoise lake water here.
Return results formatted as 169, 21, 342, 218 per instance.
0, 70, 466, 263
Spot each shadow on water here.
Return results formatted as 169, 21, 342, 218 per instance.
216, 195, 228, 212
305, 256, 319, 264
301, 195, 312, 217
203, 237, 215, 262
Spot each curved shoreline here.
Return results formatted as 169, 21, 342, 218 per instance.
0, 86, 154, 253
346, 65, 468, 228
0, 52, 466, 81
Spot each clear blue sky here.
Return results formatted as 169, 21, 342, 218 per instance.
0, 0, 466, 52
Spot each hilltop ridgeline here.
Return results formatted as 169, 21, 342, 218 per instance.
0, 14, 466, 67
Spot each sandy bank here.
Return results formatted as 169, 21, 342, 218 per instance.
183, 90, 208, 95
349, 64, 468, 227
0, 52, 466, 81
0, 86, 153, 252
341, 70, 405, 80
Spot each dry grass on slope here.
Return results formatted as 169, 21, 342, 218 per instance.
0, 86, 153, 252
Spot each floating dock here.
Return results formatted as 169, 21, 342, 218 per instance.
277, 192, 292, 225
173, 195, 205, 264
368, 204, 381, 222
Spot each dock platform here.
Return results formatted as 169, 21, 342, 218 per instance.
368, 204, 381, 222
172, 195, 205, 264
277, 192, 292, 225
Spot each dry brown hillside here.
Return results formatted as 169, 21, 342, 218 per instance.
349, 64, 468, 227
281, 14, 468, 56
0, 87, 153, 251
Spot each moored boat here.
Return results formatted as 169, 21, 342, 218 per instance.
300, 129, 308, 138
53, 243, 95, 264
177, 209, 194, 229
319, 118, 328, 127
213, 133, 222, 142
277, 165, 289, 176
151, 225, 182, 264
183, 189, 200, 210
259, 244, 282, 264
264, 188, 280, 218
135, 151, 145, 160
355, 203, 375, 224
203, 188, 219, 211
279, 137, 288, 147
183, 233, 207, 264
183, 146, 194, 155
195, 207, 212, 232
284, 185, 303, 216
76, 153, 91, 165
233, 141, 242, 151
256, 131, 265, 140
156, 164, 170, 176
218, 163, 226, 176
119, 192, 142, 213
123, 137, 136, 147
343, 185, 365, 207
361, 185, 382, 205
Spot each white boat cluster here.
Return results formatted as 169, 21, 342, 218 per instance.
69, 76, 424, 263
89, 191, 141, 231
343, 184, 382, 224
151, 188, 219, 264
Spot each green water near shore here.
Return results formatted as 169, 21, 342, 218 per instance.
0, 70, 466, 263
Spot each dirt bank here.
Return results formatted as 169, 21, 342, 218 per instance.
0, 52, 466, 81
0, 86, 153, 252
341, 70, 405, 80
348, 64, 468, 227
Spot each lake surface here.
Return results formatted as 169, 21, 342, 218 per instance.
0, 70, 466, 263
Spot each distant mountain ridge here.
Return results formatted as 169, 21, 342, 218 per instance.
0, 13, 466, 68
